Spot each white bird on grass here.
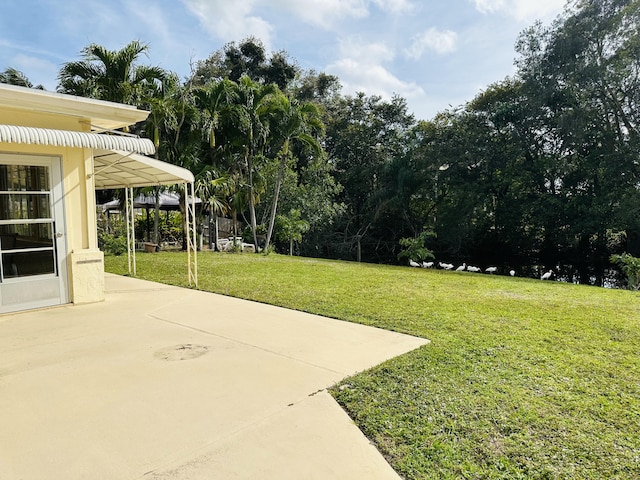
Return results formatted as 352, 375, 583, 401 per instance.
456, 263, 467, 271
422, 261, 434, 268
509, 270, 516, 276
467, 266, 481, 273
439, 262, 454, 270
409, 260, 421, 268
541, 270, 554, 280
485, 266, 498, 274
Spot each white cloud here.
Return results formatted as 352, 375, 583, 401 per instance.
371, 0, 415, 14
471, 0, 566, 22
510, 0, 567, 22
345, 37, 396, 63
182, 0, 365, 45
326, 37, 424, 102
183, 0, 414, 37
472, 0, 506, 14
271, 0, 414, 27
405, 28, 458, 58
181, 0, 274, 47
270, 0, 369, 28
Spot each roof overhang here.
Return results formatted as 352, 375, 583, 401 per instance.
0, 83, 149, 130
93, 150, 195, 189
0, 124, 155, 154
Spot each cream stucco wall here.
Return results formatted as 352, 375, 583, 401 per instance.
0, 85, 154, 310
0, 105, 86, 131
0, 109, 104, 306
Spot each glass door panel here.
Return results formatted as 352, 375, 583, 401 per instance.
0, 193, 52, 220
0, 164, 50, 191
0, 155, 67, 312
0, 164, 56, 280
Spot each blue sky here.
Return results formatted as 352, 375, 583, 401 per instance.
0, 0, 567, 120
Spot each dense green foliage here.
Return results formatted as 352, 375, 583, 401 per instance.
0, 66, 43, 89
5, 1, 640, 285
398, 231, 436, 264
611, 252, 640, 289
105, 252, 640, 479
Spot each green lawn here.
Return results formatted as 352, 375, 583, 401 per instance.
106, 252, 640, 479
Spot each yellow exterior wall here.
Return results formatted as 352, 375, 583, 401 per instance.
0, 109, 104, 305
0, 107, 83, 131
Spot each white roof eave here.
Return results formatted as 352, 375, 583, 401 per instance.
0, 83, 149, 130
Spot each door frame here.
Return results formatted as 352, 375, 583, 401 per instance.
0, 153, 69, 312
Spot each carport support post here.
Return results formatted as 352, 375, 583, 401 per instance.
125, 187, 136, 277
126, 187, 131, 274
130, 187, 136, 276
185, 182, 198, 287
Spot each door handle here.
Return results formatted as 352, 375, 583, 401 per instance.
56, 232, 63, 238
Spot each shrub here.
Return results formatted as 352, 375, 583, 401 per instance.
610, 253, 640, 290
99, 233, 127, 256
397, 230, 435, 264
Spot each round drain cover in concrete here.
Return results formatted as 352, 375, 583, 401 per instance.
154, 344, 209, 361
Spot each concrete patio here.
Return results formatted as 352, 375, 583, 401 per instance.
0, 274, 428, 479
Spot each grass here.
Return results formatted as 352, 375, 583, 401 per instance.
106, 251, 640, 479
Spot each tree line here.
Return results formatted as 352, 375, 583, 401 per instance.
3, 0, 640, 286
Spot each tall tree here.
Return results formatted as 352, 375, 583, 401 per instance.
514, 0, 640, 283
141, 74, 202, 249
141, 73, 185, 244
324, 93, 416, 262
293, 70, 342, 104
263, 94, 324, 252
192, 37, 298, 90
57, 41, 176, 243
194, 78, 239, 152
232, 76, 280, 250
275, 208, 309, 255
57, 40, 166, 106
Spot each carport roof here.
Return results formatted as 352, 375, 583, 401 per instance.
93, 150, 195, 189
0, 123, 194, 189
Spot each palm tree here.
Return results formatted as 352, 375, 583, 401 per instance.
0, 67, 44, 89
263, 95, 324, 251
57, 40, 166, 106
142, 73, 183, 244
195, 78, 239, 150
196, 170, 234, 250
151, 80, 202, 250
232, 76, 280, 251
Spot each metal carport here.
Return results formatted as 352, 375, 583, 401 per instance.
92, 149, 197, 287
0, 123, 197, 287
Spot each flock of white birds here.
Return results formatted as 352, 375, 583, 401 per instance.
408, 260, 555, 280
